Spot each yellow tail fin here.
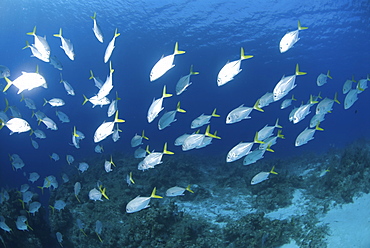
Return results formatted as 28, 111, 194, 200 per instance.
334, 92, 340, 104
163, 142, 174, 155
270, 166, 278, 174
89, 70, 94, 80
22, 40, 30, 50
150, 187, 163, 199
53, 28, 62, 38
3, 77, 13, 92
298, 20, 308, 30
174, 42, 186, 55
162, 85, 172, 98
142, 130, 149, 140
176, 101, 186, 113
186, 185, 194, 193
295, 64, 307, 76
91, 12, 97, 20
253, 99, 264, 112
327, 70, 333, 79
190, 65, 199, 75
240, 47, 253, 60
114, 28, 120, 38
26, 26, 36, 36
82, 95, 89, 105
114, 111, 125, 123
254, 132, 264, 144
211, 108, 220, 117
205, 125, 221, 139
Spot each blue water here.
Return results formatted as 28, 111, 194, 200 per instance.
0, 0, 369, 197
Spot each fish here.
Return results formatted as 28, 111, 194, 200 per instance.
175, 65, 199, 95
8, 105, 22, 118
273, 64, 306, 101
315, 93, 340, 115
166, 185, 194, 197
3, 66, 47, 93
43, 98, 65, 107
60, 73, 75, 96
66, 155, 74, 165
31, 138, 39, 149
131, 130, 149, 147
140, 143, 174, 170
134, 147, 147, 158
147, 85, 172, 123
257, 119, 282, 141
20, 95, 36, 110
28, 202, 41, 216
191, 108, 220, 129
89, 70, 104, 89
96, 61, 114, 100
158, 101, 186, 130
95, 144, 104, 153
344, 89, 358, 110
317, 70, 333, 86
342, 75, 356, 94
226, 99, 263, 124
104, 28, 120, 63
91, 12, 104, 43
104, 156, 116, 173
182, 125, 221, 151
78, 162, 89, 173
94, 111, 125, 143
1, 117, 31, 134
22, 40, 49, 62
258, 130, 285, 151
279, 20, 308, 53
295, 124, 324, 147
112, 124, 121, 142
49, 55, 63, 70
292, 96, 317, 124
56, 110, 70, 123
28, 172, 40, 183
217, 47, 253, 86
174, 133, 190, 146
0, 216, 12, 233
107, 92, 121, 117
150, 42, 185, 82
89, 188, 103, 201
126, 187, 163, 213
226, 132, 263, 163
33, 129, 46, 139
26, 26, 50, 60
50, 153, 60, 161
53, 28, 75, 60
40, 116, 58, 130
356, 75, 369, 93
309, 113, 325, 128
251, 166, 278, 185
280, 95, 296, 109
82, 95, 111, 108
0, 65, 10, 78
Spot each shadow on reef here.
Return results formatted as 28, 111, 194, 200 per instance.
1, 139, 370, 247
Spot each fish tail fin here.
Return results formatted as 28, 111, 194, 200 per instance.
291, 94, 297, 101
59, 73, 63, 83
115, 91, 121, 101
186, 185, 194, 193
73, 126, 80, 137
114, 110, 125, 123
22, 40, 30, 50
190, 65, 199, 75
176, 101, 186, 113
142, 130, 149, 140
43, 98, 48, 106
109, 61, 114, 74
351, 75, 357, 82
3, 77, 13, 92
29, 128, 34, 136
26, 26, 36, 36
211, 108, 220, 117
334, 92, 340, 104
254, 132, 264, 144
91, 12, 97, 20
37, 186, 44, 195
0, 120, 4, 129
295, 64, 307, 76
315, 122, 324, 131
298, 20, 308, 30
309, 95, 319, 104
110, 155, 116, 167
174, 42, 186, 55
277, 129, 285, 139
100, 186, 109, 200
89, 70, 94, 80
275, 118, 282, 128
145, 145, 151, 154
82, 95, 89, 105
129, 172, 135, 184
162, 85, 172, 98
20, 93, 25, 102
4, 98, 9, 112
253, 99, 264, 112
163, 142, 174, 155
240, 47, 253, 60
150, 187, 163, 199
75, 194, 81, 203
357, 81, 365, 91
53, 28, 62, 38
205, 125, 221, 139
266, 144, 275, 152
327, 70, 333, 79
114, 28, 121, 38
270, 166, 278, 174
